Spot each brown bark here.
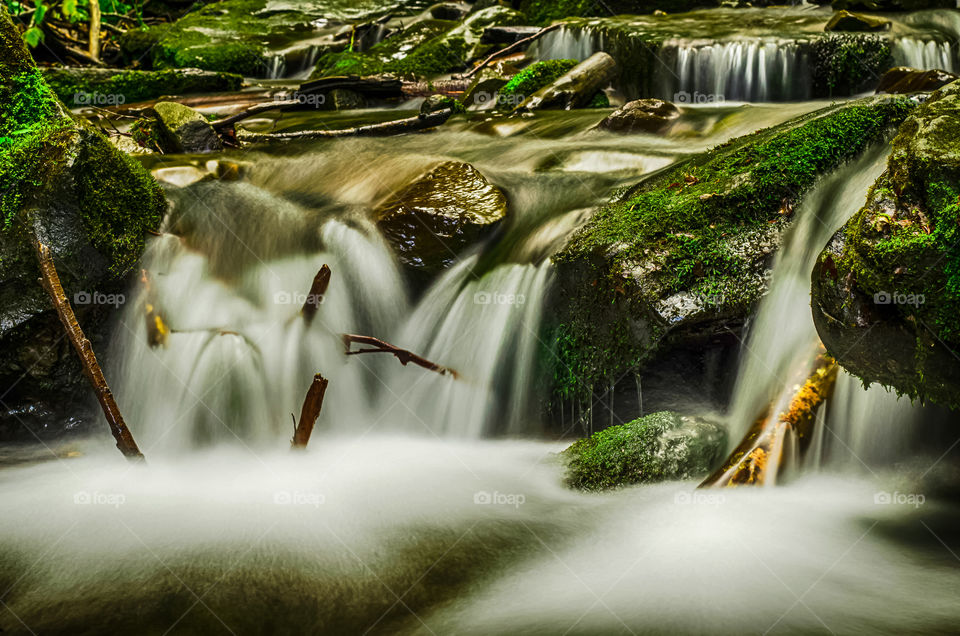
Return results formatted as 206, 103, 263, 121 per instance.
700, 350, 838, 488
300, 265, 330, 325
291, 373, 329, 448
460, 23, 560, 80
35, 240, 145, 461
342, 334, 459, 379
234, 108, 455, 143
87, 0, 101, 61
140, 269, 169, 348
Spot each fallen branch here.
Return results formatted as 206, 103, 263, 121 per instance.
342, 334, 459, 378
459, 23, 560, 80
291, 373, 329, 448
234, 108, 455, 143
301, 264, 330, 325
35, 240, 144, 461
140, 269, 169, 348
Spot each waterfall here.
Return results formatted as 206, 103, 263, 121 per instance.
265, 53, 287, 79
892, 38, 957, 73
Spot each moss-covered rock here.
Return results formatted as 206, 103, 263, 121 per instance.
877, 67, 959, 95
597, 98, 680, 134
0, 8, 166, 439
810, 34, 893, 97
519, 0, 719, 24
142, 101, 223, 154
561, 411, 727, 491
498, 59, 577, 103
549, 96, 913, 406
812, 81, 960, 409
376, 161, 507, 274
42, 67, 243, 106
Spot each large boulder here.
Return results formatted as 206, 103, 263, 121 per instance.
561, 411, 727, 491
134, 101, 222, 154
376, 161, 507, 274
597, 98, 680, 134
549, 96, 913, 407
812, 81, 960, 409
825, 10, 891, 32
876, 67, 959, 94
0, 9, 166, 440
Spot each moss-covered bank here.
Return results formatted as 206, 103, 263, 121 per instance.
549, 96, 913, 406
42, 67, 243, 106
812, 81, 960, 409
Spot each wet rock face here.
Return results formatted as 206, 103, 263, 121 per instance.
597, 98, 680, 134
0, 10, 166, 440
825, 10, 891, 32
376, 162, 508, 273
40, 67, 243, 107
143, 101, 222, 154
832, 0, 956, 9
877, 67, 959, 95
561, 411, 727, 491
812, 81, 960, 409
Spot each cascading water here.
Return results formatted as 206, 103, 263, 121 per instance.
893, 38, 957, 73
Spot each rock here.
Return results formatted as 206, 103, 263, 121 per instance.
152, 166, 212, 188
832, 0, 955, 10
811, 80, 960, 409
825, 10, 891, 32
480, 25, 542, 44
561, 411, 727, 491
143, 101, 222, 154
876, 67, 959, 94
597, 98, 680, 134
0, 10, 166, 440
419, 94, 464, 114
518, 52, 617, 111
462, 67, 511, 108
429, 2, 469, 20
497, 59, 577, 107
548, 95, 913, 406
810, 34, 893, 98
518, 0, 721, 23
41, 67, 243, 107
321, 88, 366, 110
376, 162, 508, 273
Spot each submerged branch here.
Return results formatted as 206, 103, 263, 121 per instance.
342, 334, 459, 379
234, 108, 455, 143
301, 265, 331, 325
291, 373, 329, 449
35, 240, 144, 462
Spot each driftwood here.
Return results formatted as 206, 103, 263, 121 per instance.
460, 23, 560, 80
301, 265, 330, 325
700, 351, 838, 488
342, 334, 459, 378
35, 240, 144, 461
234, 108, 455, 143
291, 373, 329, 448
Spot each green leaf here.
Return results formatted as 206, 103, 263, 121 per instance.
23, 26, 44, 47
61, 0, 78, 19
32, 2, 47, 24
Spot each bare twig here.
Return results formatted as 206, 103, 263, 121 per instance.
342, 334, 459, 378
291, 373, 329, 448
459, 23, 560, 80
35, 240, 144, 461
301, 265, 330, 325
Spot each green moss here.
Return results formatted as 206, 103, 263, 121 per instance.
519, 0, 717, 23
811, 34, 893, 97
561, 411, 726, 491
42, 68, 243, 106
500, 59, 578, 101
550, 96, 914, 403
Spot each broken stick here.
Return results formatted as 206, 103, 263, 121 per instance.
342, 334, 459, 379
301, 265, 331, 325
35, 240, 145, 461
291, 373, 329, 448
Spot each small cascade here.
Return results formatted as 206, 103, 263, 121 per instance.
532, 25, 597, 62
265, 53, 287, 79
892, 38, 957, 73
659, 39, 811, 103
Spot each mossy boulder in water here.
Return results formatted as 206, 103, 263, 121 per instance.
376, 161, 508, 273
517, 52, 616, 111
561, 411, 727, 491
0, 8, 166, 439
138, 101, 223, 154
42, 67, 243, 106
519, 0, 719, 23
598, 98, 680, 134
877, 67, 959, 95
549, 95, 913, 407
812, 81, 960, 409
